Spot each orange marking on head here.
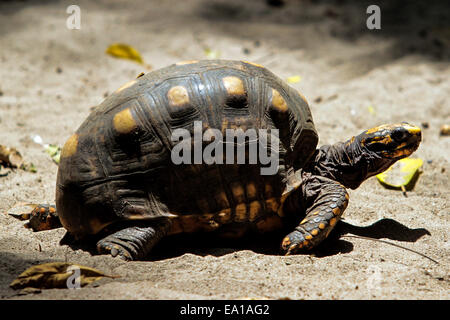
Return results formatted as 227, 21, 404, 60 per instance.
113, 108, 137, 134
167, 85, 190, 106
61, 134, 78, 158
223, 76, 245, 96
271, 89, 288, 112
366, 126, 384, 134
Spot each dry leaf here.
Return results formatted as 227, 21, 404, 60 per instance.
0, 144, 23, 168
106, 43, 144, 65
10, 262, 119, 290
44, 144, 61, 164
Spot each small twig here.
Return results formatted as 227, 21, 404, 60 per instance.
342, 235, 439, 265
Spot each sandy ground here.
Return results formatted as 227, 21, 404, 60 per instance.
0, 0, 449, 300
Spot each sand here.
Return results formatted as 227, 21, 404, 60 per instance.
0, 0, 448, 300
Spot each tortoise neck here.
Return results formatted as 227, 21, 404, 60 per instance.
308, 135, 377, 189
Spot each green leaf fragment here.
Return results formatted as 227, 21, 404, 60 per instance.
106, 43, 145, 65
376, 158, 423, 189
45, 144, 61, 164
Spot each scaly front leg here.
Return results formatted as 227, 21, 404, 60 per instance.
281, 175, 349, 254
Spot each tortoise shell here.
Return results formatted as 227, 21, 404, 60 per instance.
56, 60, 318, 238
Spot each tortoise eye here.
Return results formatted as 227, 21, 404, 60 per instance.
391, 128, 407, 142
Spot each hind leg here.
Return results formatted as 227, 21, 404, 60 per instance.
97, 219, 171, 261
281, 175, 349, 255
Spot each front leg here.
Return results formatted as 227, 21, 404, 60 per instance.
281, 175, 349, 255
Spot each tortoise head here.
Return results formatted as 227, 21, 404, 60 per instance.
360, 122, 421, 158
357, 122, 421, 175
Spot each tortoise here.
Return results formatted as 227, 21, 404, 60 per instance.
27, 60, 421, 260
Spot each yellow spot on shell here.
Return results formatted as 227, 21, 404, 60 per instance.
305, 234, 313, 240
319, 223, 326, 229
265, 197, 279, 213
271, 89, 288, 112
249, 201, 262, 221
332, 207, 341, 216
330, 217, 337, 226
223, 76, 245, 96
176, 60, 198, 65
243, 60, 264, 68
234, 203, 247, 222
231, 183, 245, 203
300, 218, 308, 225
311, 229, 319, 236
246, 182, 258, 199
297, 90, 309, 105
61, 134, 78, 158
167, 86, 190, 106
116, 80, 137, 93
113, 108, 137, 134
264, 184, 274, 198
